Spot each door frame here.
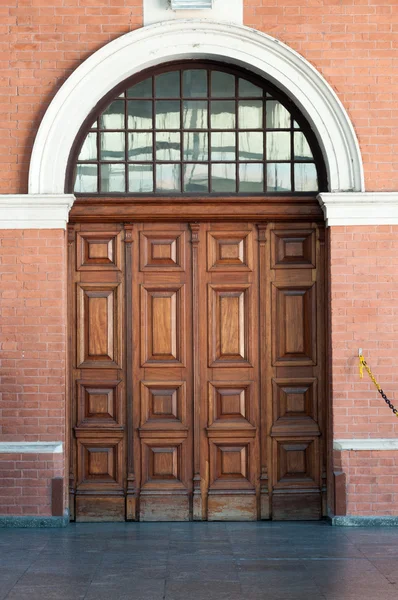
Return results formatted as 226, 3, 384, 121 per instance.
66, 196, 332, 520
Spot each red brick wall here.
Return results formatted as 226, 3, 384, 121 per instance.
1, 0, 397, 193
336, 450, 398, 516
330, 225, 398, 516
0, 230, 66, 516
0, 453, 63, 516
330, 226, 398, 440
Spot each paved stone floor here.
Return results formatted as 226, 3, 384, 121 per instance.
1, 521, 398, 599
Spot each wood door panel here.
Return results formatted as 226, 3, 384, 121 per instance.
77, 282, 122, 369
140, 381, 186, 429
272, 378, 319, 434
76, 231, 122, 271
141, 440, 187, 490
140, 284, 185, 367
76, 379, 122, 428
208, 381, 253, 429
76, 438, 124, 491
270, 229, 316, 269
208, 284, 252, 367
207, 231, 253, 272
272, 283, 316, 366
140, 231, 185, 271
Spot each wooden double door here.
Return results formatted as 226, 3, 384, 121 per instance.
69, 220, 326, 521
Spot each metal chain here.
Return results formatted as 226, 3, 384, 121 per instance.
359, 354, 398, 418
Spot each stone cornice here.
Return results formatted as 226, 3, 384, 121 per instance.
318, 192, 398, 226
0, 195, 75, 229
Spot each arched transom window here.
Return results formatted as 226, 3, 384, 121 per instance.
70, 63, 326, 195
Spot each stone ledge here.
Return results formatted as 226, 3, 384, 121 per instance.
330, 516, 398, 527
0, 510, 69, 528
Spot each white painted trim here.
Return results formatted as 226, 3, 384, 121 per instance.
29, 20, 364, 195
318, 193, 398, 227
0, 195, 75, 229
334, 439, 398, 451
0, 442, 63, 454
144, 0, 242, 26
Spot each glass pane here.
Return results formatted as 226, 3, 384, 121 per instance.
91, 120, 98, 129
155, 71, 180, 98
211, 132, 236, 161
155, 101, 180, 129
210, 101, 235, 129
78, 133, 97, 161
74, 164, 98, 193
239, 132, 263, 161
128, 132, 153, 161
239, 163, 264, 192
127, 78, 152, 98
238, 78, 262, 98
211, 71, 235, 97
266, 100, 291, 129
184, 164, 209, 192
266, 132, 291, 160
184, 132, 208, 161
238, 100, 263, 129
156, 164, 181, 192
266, 163, 291, 192
211, 163, 236, 193
294, 120, 300, 129
100, 132, 125, 161
182, 70, 207, 98
127, 101, 153, 129
100, 100, 125, 129
100, 163, 126, 192
156, 132, 181, 161
294, 163, 318, 191
294, 132, 313, 160
128, 164, 153, 192
183, 101, 208, 129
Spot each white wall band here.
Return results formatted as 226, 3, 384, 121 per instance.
318, 193, 398, 227
0, 442, 63, 454
334, 439, 398, 451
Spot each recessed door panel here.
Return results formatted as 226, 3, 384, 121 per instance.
208, 284, 252, 367
141, 284, 185, 366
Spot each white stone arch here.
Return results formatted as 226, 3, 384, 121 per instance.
28, 19, 364, 194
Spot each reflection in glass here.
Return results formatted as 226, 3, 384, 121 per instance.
100, 163, 126, 192
156, 164, 181, 192
127, 101, 153, 129
183, 70, 207, 98
211, 71, 235, 97
294, 132, 313, 160
294, 163, 318, 191
183, 101, 207, 129
127, 78, 152, 98
78, 133, 97, 161
128, 164, 153, 192
210, 101, 235, 129
184, 132, 208, 161
211, 163, 236, 192
128, 132, 153, 161
238, 78, 262, 97
266, 132, 291, 160
211, 132, 235, 161
239, 163, 264, 192
155, 71, 180, 98
267, 163, 291, 192
239, 132, 263, 161
100, 132, 125, 161
238, 100, 263, 129
156, 101, 180, 129
74, 164, 98, 193
266, 101, 290, 129
184, 164, 209, 192
156, 132, 181, 161
100, 100, 125, 129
